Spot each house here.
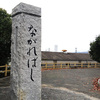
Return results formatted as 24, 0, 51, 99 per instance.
41, 51, 96, 64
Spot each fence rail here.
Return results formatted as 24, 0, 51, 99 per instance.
41, 62, 100, 70
0, 64, 10, 77
0, 63, 100, 77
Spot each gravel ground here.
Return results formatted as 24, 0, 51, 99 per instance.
42, 68, 100, 99
0, 77, 10, 100
0, 68, 100, 100
42, 87, 99, 100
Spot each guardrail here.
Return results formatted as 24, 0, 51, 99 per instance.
0, 63, 100, 76
0, 64, 10, 77
41, 63, 100, 70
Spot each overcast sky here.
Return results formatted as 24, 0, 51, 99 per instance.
1, 0, 100, 52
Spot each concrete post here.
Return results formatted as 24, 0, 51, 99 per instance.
11, 3, 41, 100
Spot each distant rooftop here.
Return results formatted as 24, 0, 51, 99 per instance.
42, 51, 93, 61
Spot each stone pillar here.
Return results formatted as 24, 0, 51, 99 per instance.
11, 3, 41, 100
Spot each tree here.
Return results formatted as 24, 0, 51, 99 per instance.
0, 8, 12, 65
89, 35, 100, 63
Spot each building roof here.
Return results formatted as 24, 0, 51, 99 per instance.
42, 51, 93, 61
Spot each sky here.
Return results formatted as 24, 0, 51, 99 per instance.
0, 0, 100, 52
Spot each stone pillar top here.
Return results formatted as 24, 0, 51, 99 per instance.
12, 2, 41, 17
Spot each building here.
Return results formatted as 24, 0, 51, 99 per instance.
42, 51, 96, 64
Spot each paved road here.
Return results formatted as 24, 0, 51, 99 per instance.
0, 68, 100, 100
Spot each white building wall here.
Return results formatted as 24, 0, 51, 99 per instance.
42, 60, 97, 64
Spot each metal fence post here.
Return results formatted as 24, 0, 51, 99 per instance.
68, 63, 69, 69
61, 63, 62, 69
88, 63, 89, 68
46, 63, 47, 70
81, 63, 83, 68
5, 64, 8, 77
95, 63, 97, 68
53, 63, 55, 69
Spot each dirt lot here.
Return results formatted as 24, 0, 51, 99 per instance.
42, 68, 100, 99
0, 68, 100, 100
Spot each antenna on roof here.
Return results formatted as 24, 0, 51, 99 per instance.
75, 48, 77, 53
54, 45, 58, 52
48, 48, 50, 51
